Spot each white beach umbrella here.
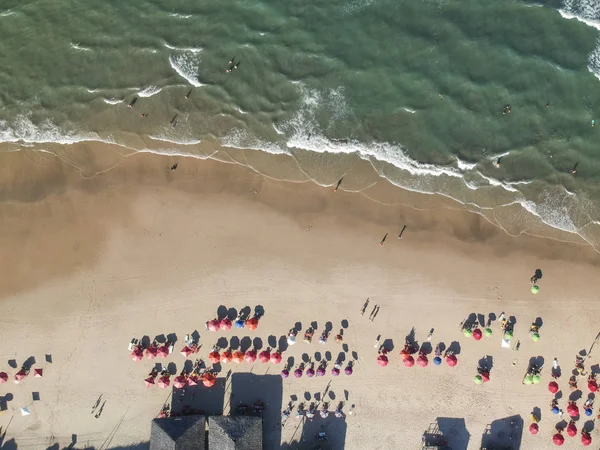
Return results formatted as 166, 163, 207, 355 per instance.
20, 407, 30, 416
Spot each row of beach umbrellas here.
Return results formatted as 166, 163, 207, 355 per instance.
388, 352, 458, 368
145, 372, 217, 389
0, 369, 44, 384
282, 365, 353, 378
530, 423, 592, 445
208, 349, 282, 364
207, 317, 259, 332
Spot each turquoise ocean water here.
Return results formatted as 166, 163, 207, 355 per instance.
3, 0, 600, 248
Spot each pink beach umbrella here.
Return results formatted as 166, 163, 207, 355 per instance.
403, 356, 415, 367
207, 319, 220, 332
157, 345, 169, 358
331, 367, 340, 376
529, 423, 539, 435
33, 368, 43, 378
14, 370, 27, 384
245, 350, 257, 363
377, 355, 389, 367
553, 433, 564, 446
144, 376, 156, 388
187, 375, 199, 387
203, 373, 217, 387
0, 372, 7, 384
146, 345, 158, 360
221, 350, 233, 364
317, 367, 326, 377
232, 351, 245, 363
209, 351, 221, 364
180, 346, 193, 358
344, 366, 353, 376
481, 372, 490, 383
270, 352, 282, 364
219, 318, 232, 331
281, 369, 289, 379
173, 375, 187, 389
131, 347, 143, 361
294, 368, 303, 378
567, 404, 579, 417
158, 376, 171, 389
588, 380, 598, 392
446, 355, 458, 367
259, 350, 271, 363
548, 381, 559, 393
472, 328, 483, 341
417, 355, 429, 367
582, 433, 592, 446
246, 317, 259, 331
306, 367, 315, 378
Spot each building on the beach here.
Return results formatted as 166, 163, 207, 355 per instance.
150, 414, 262, 450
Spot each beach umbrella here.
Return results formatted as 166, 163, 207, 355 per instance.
232, 351, 245, 363
209, 351, 220, 364
173, 375, 187, 389
317, 367, 326, 377
433, 357, 442, 366
245, 350, 257, 363
344, 366, 353, 375
306, 367, 315, 378
246, 317, 259, 331
157, 345, 169, 358
504, 330, 513, 339
203, 373, 216, 387
551, 406, 560, 415
208, 319, 220, 332
474, 375, 483, 384
188, 375, 199, 386
287, 335, 296, 345
281, 369, 289, 379
14, 370, 27, 384
180, 346, 193, 358
585, 407, 593, 417
532, 374, 541, 384
582, 433, 592, 446
529, 423, 539, 435
331, 367, 340, 376
294, 368, 303, 378
589, 380, 598, 392
0, 372, 7, 384
235, 319, 245, 329
158, 376, 170, 389
484, 328, 493, 337
532, 333, 540, 342
566, 423, 577, 437
417, 355, 429, 367
524, 375, 533, 385
567, 404, 579, 417
131, 347, 143, 361
221, 350, 233, 364
472, 328, 482, 340
144, 376, 155, 388
377, 354, 389, 367
33, 368, 43, 378
531, 285, 540, 294
548, 381, 559, 393
146, 345, 158, 359
400, 349, 411, 359
271, 352, 282, 364
403, 356, 415, 367
259, 350, 271, 363
446, 355, 458, 367
20, 407, 30, 416
220, 318, 232, 331
552, 433, 564, 446
481, 372, 490, 383
463, 328, 472, 337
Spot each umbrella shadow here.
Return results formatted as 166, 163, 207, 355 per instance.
437, 342, 446, 353
534, 269, 543, 280
341, 319, 348, 329
304, 392, 311, 401
590, 364, 600, 375
477, 314, 486, 327
268, 335, 277, 348
325, 322, 333, 332
528, 356, 544, 369
22, 357, 36, 371
447, 341, 461, 355
532, 406, 541, 422
420, 342, 432, 355
154, 334, 167, 344
569, 390, 582, 402
141, 336, 151, 348
217, 305, 228, 320
278, 336, 289, 353
254, 305, 265, 319
337, 352, 346, 364
351, 351, 359, 361
240, 337, 252, 352
342, 344, 349, 353
217, 337, 228, 349
183, 360, 193, 373
239, 306, 252, 320
555, 391, 563, 401
328, 391, 336, 400
191, 330, 200, 342
382, 339, 394, 352
302, 353, 311, 363
167, 333, 178, 344
478, 355, 493, 372
487, 313, 496, 327
153, 362, 163, 373
405, 328, 416, 346
325, 351, 332, 361
534, 317, 543, 328
227, 308, 237, 320
314, 393, 321, 402
7, 360, 17, 370
167, 362, 177, 375
311, 321, 318, 330
229, 336, 240, 350
287, 356, 295, 368
555, 420, 568, 431
584, 420, 595, 433
314, 352, 322, 362
253, 337, 263, 350
212, 363, 222, 374
508, 316, 517, 327
294, 322, 302, 332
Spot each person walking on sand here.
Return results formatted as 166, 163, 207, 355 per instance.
379, 233, 388, 246
360, 298, 369, 315
398, 225, 406, 239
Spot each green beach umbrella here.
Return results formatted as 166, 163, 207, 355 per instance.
524, 375, 533, 385
532, 374, 541, 384
532, 333, 540, 342
474, 374, 483, 384
463, 328, 473, 337
504, 330, 513, 339
484, 328, 493, 337
531, 285, 540, 294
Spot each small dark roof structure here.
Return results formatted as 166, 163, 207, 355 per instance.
150, 415, 207, 450
208, 415, 262, 450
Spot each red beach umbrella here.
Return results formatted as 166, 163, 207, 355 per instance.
529, 423, 539, 435
14, 370, 27, 384
553, 433, 564, 446
270, 352, 282, 364
245, 350, 257, 363
472, 328, 483, 340
208, 319, 220, 332
417, 355, 429, 367
567, 404, 579, 417
377, 354, 389, 367
446, 355, 458, 367
548, 381, 559, 393
173, 375, 187, 389
180, 346, 193, 358
582, 433, 592, 446
157, 345, 169, 358
221, 350, 233, 364
0, 372, 7, 384
146, 345, 158, 359
259, 350, 271, 363
220, 318, 232, 331
588, 380, 598, 392
566, 423, 577, 437
144, 376, 155, 388
187, 375, 198, 386
400, 349, 411, 359
481, 372, 490, 383
246, 317, 259, 331
209, 351, 221, 364
131, 347, 143, 361
232, 351, 245, 363
403, 356, 415, 367
158, 376, 170, 389
203, 373, 216, 387
33, 368, 43, 378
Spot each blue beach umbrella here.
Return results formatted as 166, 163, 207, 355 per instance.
551, 406, 560, 415
433, 357, 442, 366
586, 408, 593, 417
235, 319, 245, 329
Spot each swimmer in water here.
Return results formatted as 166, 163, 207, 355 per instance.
140, 113, 148, 118
128, 97, 138, 108
546, 103, 549, 108
229, 56, 235, 65
495, 157, 502, 168
234, 61, 240, 69
571, 162, 579, 175
185, 89, 192, 99
593, 119, 596, 127
170, 114, 177, 128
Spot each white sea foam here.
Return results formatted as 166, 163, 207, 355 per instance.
456, 157, 476, 171
558, 3, 600, 78
403, 107, 417, 114
169, 13, 192, 19
70, 42, 92, 52
164, 43, 202, 53
148, 134, 202, 145
138, 85, 163, 98
0, 10, 15, 17
0, 115, 102, 145
169, 53, 203, 87
103, 98, 123, 105
220, 129, 288, 155
87, 88, 100, 93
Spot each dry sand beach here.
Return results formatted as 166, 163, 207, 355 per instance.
0, 148, 600, 449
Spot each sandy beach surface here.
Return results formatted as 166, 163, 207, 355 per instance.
1, 149, 600, 449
